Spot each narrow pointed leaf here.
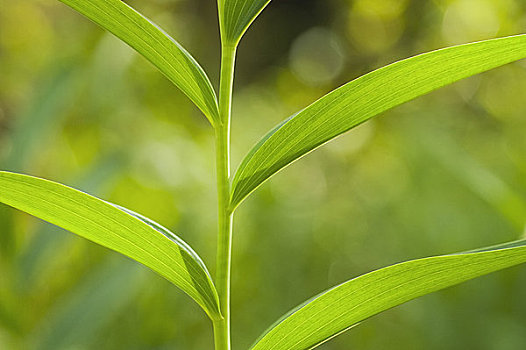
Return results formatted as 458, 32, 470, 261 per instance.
59, 0, 219, 123
231, 35, 526, 209
0, 171, 221, 320
251, 239, 526, 350
219, 0, 272, 46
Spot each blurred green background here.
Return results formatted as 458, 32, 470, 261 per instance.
2, 0, 526, 349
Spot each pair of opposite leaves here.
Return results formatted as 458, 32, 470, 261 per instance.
2, 0, 526, 349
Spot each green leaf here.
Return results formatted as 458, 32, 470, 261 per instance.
251, 239, 526, 350
0, 171, 222, 320
17, 155, 124, 289
59, 0, 219, 124
231, 34, 526, 210
218, 0, 272, 46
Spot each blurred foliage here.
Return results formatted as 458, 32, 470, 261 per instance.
1, 0, 526, 349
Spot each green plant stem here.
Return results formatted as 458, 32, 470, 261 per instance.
214, 43, 237, 350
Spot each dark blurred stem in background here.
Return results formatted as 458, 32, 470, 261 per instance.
214, 43, 237, 350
